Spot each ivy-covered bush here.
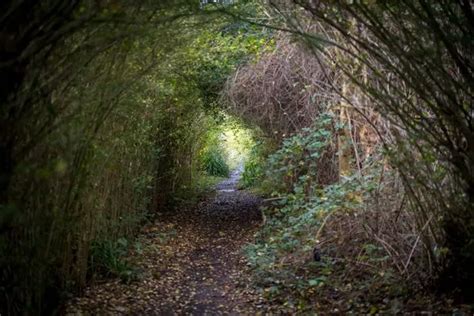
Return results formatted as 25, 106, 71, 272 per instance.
245, 175, 372, 307
243, 112, 395, 310
262, 112, 338, 195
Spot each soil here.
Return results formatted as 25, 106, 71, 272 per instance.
64, 168, 266, 315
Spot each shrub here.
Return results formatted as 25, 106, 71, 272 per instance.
89, 238, 140, 283
201, 146, 230, 177
263, 112, 338, 195
241, 142, 265, 188
244, 112, 421, 311
269, 0, 474, 297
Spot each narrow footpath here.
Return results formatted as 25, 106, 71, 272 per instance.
66, 169, 265, 315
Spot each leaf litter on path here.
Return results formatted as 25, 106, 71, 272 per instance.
65, 172, 267, 315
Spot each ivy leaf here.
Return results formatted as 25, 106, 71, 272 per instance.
308, 276, 326, 286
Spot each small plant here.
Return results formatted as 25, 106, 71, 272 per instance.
241, 142, 265, 188
89, 237, 139, 283
201, 146, 230, 177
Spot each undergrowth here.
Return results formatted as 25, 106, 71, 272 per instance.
241, 141, 266, 188
89, 238, 142, 283
243, 112, 441, 313
245, 173, 393, 312
201, 146, 230, 177
171, 172, 225, 207
87, 171, 224, 285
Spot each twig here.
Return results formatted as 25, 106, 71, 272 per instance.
402, 215, 433, 274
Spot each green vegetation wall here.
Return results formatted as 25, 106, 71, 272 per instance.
0, 1, 271, 313
223, 0, 474, 305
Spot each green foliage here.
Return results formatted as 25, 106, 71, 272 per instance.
263, 112, 338, 194
90, 238, 140, 283
171, 172, 226, 208
277, 0, 474, 295
218, 117, 256, 169
0, 3, 272, 313
201, 146, 230, 177
246, 174, 378, 308
241, 141, 267, 188
199, 115, 257, 178
174, 26, 274, 114
241, 112, 337, 192
244, 112, 376, 307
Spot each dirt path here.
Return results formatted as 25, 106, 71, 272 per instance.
65, 169, 265, 315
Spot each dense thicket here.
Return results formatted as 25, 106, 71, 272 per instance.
0, 1, 269, 313
287, 0, 474, 296
223, 0, 473, 307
